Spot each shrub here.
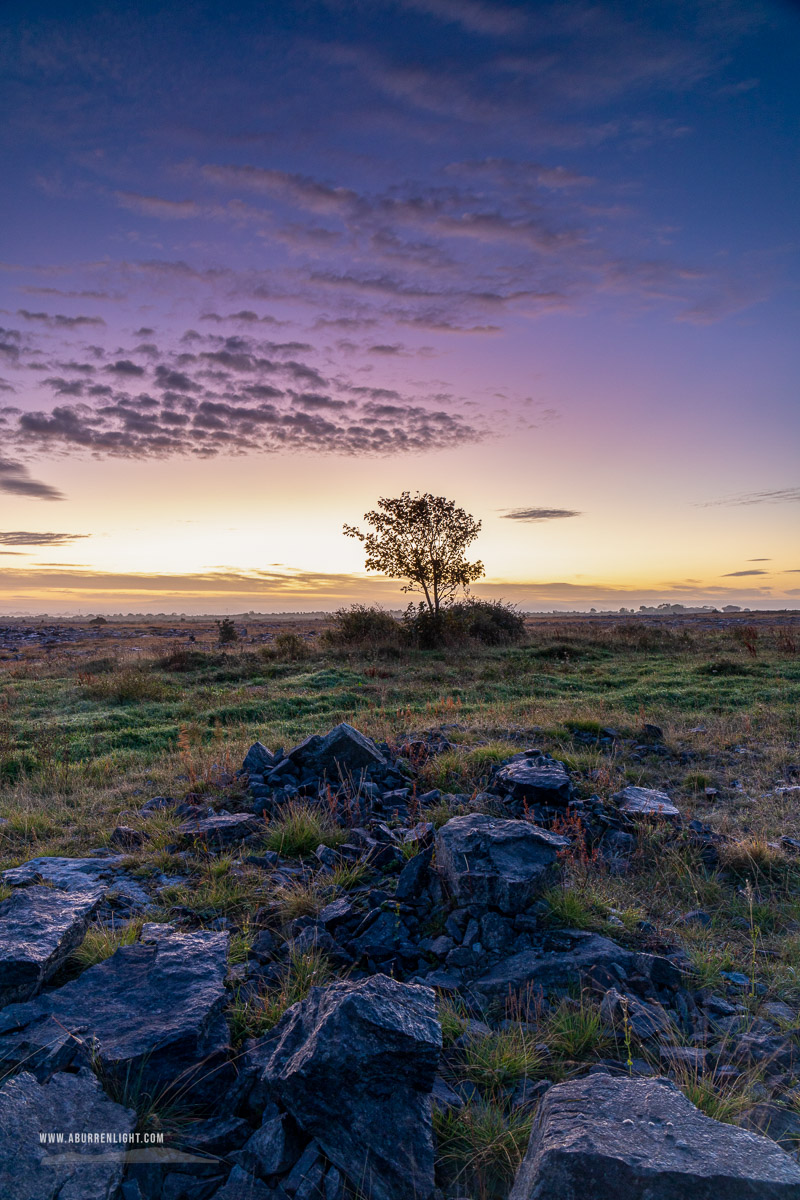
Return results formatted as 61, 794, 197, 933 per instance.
273, 631, 309, 660
216, 618, 239, 645
322, 604, 403, 648
405, 599, 526, 648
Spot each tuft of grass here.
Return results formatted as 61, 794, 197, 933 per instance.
156, 856, 266, 921
719, 838, 789, 884
545, 995, 610, 1062
439, 997, 470, 1046
228, 948, 336, 1042
542, 885, 604, 930
70, 919, 143, 970
82, 665, 172, 704
263, 801, 347, 859
667, 1055, 761, 1124
456, 1026, 547, 1091
434, 1100, 533, 1200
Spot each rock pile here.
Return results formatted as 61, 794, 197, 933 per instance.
1, 720, 799, 1200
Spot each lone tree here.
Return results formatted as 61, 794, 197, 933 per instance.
344, 491, 484, 617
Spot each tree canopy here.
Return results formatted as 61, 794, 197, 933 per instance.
343, 491, 484, 615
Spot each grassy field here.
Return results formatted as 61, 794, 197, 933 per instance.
1, 611, 798, 858
1, 610, 799, 1194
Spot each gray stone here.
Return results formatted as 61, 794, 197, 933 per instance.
231, 1105, 298, 1177
494, 754, 573, 807
243, 742, 276, 775
211, 1166, 275, 1200
0, 1068, 136, 1200
436, 814, 567, 914
177, 812, 263, 847
473, 930, 683, 997
613, 785, 682, 823
318, 898, 354, 928
285, 1143, 325, 1197
600, 988, 673, 1040
740, 1103, 800, 1153
286, 724, 386, 775
2, 855, 152, 907
0, 924, 232, 1106
395, 847, 432, 901
510, 1073, 800, 1198
0, 884, 103, 1006
261, 974, 441, 1200
316, 723, 386, 773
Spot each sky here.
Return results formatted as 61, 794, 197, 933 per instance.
0, 0, 798, 615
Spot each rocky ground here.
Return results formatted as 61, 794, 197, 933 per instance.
3, 719, 800, 1199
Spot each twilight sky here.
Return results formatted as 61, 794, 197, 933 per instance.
1, 0, 798, 614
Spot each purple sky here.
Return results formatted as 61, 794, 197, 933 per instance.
0, 0, 798, 613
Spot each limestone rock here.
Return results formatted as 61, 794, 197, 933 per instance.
261, 974, 441, 1200
509, 1073, 800, 1199
177, 812, 263, 847
493, 753, 573, 807
0, 1068, 135, 1200
436, 813, 567, 914
243, 742, 276, 775
0, 884, 102, 1007
0, 924, 232, 1106
472, 930, 683, 997
2, 855, 151, 907
613, 785, 681, 823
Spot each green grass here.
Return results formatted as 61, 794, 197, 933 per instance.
434, 1101, 533, 1200
70, 919, 144, 970
262, 800, 348, 858
228, 948, 337, 1042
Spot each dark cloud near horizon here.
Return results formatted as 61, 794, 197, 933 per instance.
501, 507, 582, 521
722, 569, 768, 577
0, 530, 88, 546
699, 487, 800, 507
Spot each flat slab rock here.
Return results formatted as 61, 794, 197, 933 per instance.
509, 1073, 800, 1199
0, 884, 103, 1007
0, 1068, 135, 1200
0, 924, 232, 1105
472, 930, 683, 997
436, 813, 567, 914
493, 753, 573, 806
2, 855, 152, 907
177, 812, 263, 845
261, 973, 441, 1200
613, 785, 681, 822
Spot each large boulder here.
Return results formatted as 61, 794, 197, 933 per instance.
436, 813, 567, 914
472, 930, 684, 998
261, 974, 441, 1200
0, 1068, 136, 1200
0, 884, 103, 1007
493, 752, 573, 808
509, 1073, 800, 1199
0, 924, 232, 1106
612, 786, 681, 823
